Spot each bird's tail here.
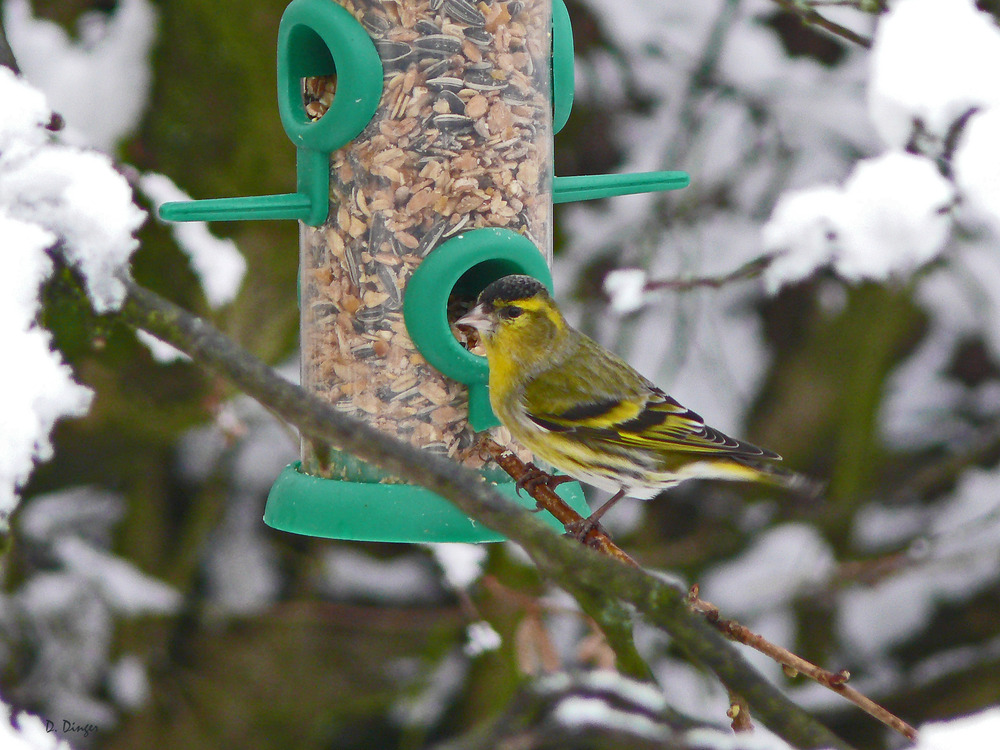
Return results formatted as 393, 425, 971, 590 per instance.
738, 459, 826, 500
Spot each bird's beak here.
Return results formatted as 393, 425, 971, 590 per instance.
456, 303, 494, 334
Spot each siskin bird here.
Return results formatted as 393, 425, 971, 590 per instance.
457, 274, 814, 530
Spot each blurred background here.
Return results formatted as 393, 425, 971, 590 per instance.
3, 0, 1000, 748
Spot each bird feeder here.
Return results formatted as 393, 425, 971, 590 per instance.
160, 0, 689, 543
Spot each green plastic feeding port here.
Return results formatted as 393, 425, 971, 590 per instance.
403, 228, 552, 431
265, 461, 589, 543
159, 0, 384, 226
552, 0, 574, 134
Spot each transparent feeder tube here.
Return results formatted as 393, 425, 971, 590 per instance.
300, 0, 553, 478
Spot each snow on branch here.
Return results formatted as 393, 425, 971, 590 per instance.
761, 0, 1000, 293
0, 67, 144, 526
762, 152, 954, 290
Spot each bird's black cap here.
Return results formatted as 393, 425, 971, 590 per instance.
477, 275, 547, 307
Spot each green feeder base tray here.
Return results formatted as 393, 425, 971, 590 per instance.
265, 462, 590, 543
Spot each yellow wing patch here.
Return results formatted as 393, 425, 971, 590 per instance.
527, 389, 780, 460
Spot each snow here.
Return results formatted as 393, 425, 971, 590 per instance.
5, 0, 244, 354
0, 68, 146, 314
556, 669, 668, 713
390, 651, 468, 728
0, 214, 54, 339
684, 727, 802, 750
463, 621, 502, 656
0, 61, 51, 151
54, 536, 182, 615
134, 329, 191, 363
851, 502, 929, 551
553, 695, 666, 739
603, 268, 649, 314
651, 656, 738, 728
880, 236, 1000, 448
428, 543, 489, 590
139, 172, 247, 307
2, 146, 146, 311
953, 107, 1000, 237
106, 655, 151, 711
0, 67, 152, 524
13, 571, 118, 726
0, 210, 93, 528
916, 707, 1000, 750
868, 0, 1000, 150
318, 548, 442, 604
3, 0, 158, 152
202, 489, 281, 616
7, 487, 181, 728
16, 486, 124, 547
763, 152, 953, 290
0, 701, 72, 750
761, 186, 844, 289
700, 523, 836, 616
839, 466, 1000, 657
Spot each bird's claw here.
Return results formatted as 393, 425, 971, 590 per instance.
514, 463, 572, 497
564, 516, 609, 542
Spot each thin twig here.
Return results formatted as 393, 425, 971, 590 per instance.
687, 585, 917, 741
644, 254, 777, 293
479, 437, 639, 567
771, 0, 873, 49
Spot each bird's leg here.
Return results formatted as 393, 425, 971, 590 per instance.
515, 462, 573, 498
566, 488, 626, 540
588, 488, 627, 525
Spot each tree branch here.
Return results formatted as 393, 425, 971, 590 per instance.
116, 277, 853, 750
688, 586, 918, 741
771, 0, 873, 49
644, 254, 777, 294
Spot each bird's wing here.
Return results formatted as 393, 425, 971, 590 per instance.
521, 338, 779, 460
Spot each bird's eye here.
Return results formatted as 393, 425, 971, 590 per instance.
502, 305, 523, 319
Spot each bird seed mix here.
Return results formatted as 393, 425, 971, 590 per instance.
300, 0, 551, 478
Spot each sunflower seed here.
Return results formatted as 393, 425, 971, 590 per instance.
437, 89, 465, 114
355, 304, 387, 324
444, 0, 486, 27
344, 245, 361, 287
427, 75, 464, 92
414, 35, 463, 57
432, 113, 474, 132
377, 264, 403, 310
362, 11, 390, 36
375, 39, 413, 66
415, 19, 440, 36
464, 68, 506, 91
442, 212, 470, 237
422, 59, 453, 79
417, 219, 448, 257
463, 27, 492, 47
